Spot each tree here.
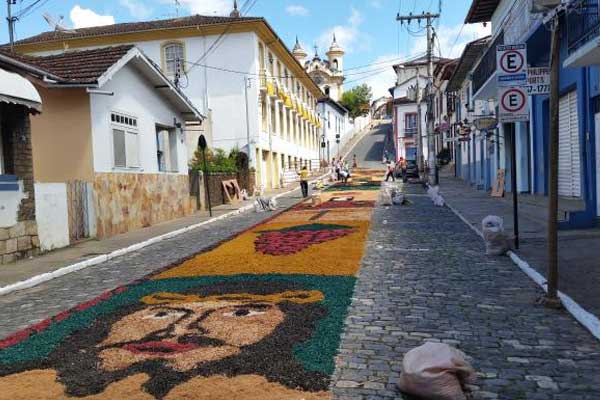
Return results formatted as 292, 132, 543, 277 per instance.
340, 84, 372, 119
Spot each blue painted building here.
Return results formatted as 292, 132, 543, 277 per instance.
458, 0, 599, 229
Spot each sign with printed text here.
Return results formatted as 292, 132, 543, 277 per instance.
497, 44, 527, 87
526, 67, 550, 95
499, 86, 529, 123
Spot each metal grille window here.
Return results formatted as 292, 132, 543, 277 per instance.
164, 42, 184, 75
111, 112, 139, 168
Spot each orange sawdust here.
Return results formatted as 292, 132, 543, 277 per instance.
0, 370, 330, 399
153, 220, 370, 279
309, 190, 380, 202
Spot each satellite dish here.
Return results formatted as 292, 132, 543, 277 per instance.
43, 12, 76, 33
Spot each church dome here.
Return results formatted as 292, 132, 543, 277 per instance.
292, 36, 308, 58
327, 33, 344, 55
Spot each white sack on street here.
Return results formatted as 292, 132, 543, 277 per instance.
398, 342, 476, 400
482, 215, 510, 256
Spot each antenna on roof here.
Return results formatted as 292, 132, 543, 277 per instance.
175, 0, 180, 17
43, 13, 76, 33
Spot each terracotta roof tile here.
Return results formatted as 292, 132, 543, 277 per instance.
0, 45, 134, 83
13, 15, 262, 46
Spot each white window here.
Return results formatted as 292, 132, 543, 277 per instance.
163, 42, 185, 75
111, 112, 139, 169
156, 127, 179, 173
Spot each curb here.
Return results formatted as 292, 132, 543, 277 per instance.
445, 198, 600, 342
0, 184, 306, 297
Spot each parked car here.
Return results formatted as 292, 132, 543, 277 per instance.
395, 159, 418, 179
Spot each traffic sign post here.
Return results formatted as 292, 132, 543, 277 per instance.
499, 86, 529, 123
497, 44, 527, 87
526, 67, 550, 95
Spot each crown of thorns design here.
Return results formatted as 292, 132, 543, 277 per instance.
141, 290, 325, 305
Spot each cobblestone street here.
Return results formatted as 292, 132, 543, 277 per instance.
332, 182, 600, 400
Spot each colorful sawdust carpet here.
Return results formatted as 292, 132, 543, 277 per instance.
0, 170, 381, 400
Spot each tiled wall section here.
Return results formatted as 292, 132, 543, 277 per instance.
94, 173, 195, 239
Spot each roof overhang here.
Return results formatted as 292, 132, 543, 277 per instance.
446, 36, 491, 92
465, 0, 500, 23
0, 67, 42, 112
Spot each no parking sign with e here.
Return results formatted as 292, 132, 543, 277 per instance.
497, 44, 527, 87
499, 86, 529, 123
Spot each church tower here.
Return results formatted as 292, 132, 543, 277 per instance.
230, 0, 241, 17
292, 36, 308, 66
326, 33, 344, 73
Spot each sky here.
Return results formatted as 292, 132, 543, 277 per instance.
1, 0, 490, 98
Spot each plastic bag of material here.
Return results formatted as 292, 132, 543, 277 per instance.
427, 185, 440, 199
380, 189, 393, 206
241, 189, 249, 201
398, 342, 476, 400
433, 194, 445, 207
268, 197, 278, 211
482, 215, 509, 256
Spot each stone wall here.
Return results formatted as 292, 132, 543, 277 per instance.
93, 173, 195, 239
0, 105, 40, 264
0, 221, 39, 264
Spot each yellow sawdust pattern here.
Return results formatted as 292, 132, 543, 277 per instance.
153, 220, 370, 278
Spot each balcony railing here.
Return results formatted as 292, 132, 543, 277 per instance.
472, 32, 504, 96
568, 0, 600, 54
404, 127, 417, 137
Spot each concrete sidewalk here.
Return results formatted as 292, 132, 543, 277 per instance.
437, 168, 600, 319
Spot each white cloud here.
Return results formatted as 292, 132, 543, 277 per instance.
119, 0, 152, 19
163, 0, 232, 16
318, 8, 370, 54
355, 54, 399, 99
286, 5, 309, 16
410, 23, 491, 59
70, 5, 115, 29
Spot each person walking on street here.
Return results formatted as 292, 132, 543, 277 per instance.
298, 166, 310, 198
400, 157, 408, 182
352, 154, 358, 168
385, 160, 395, 182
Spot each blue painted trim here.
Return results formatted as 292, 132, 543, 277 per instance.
0, 184, 19, 191
0, 175, 17, 182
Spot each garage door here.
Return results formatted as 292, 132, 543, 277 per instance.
558, 90, 581, 198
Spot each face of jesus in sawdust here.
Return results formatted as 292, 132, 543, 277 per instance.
97, 301, 285, 372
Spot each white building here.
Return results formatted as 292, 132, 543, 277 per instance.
293, 36, 345, 102
3, 45, 202, 242
14, 8, 323, 190
391, 56, 450, 162
318, 97, 349, 162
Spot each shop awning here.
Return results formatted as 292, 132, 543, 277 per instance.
0, 68, 42, 112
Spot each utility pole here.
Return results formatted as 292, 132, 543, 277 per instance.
397, 11, 440, 181
6, 0, 16, 51
543, 6, 564, 309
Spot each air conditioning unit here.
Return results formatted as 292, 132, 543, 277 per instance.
531, 0, 562, 14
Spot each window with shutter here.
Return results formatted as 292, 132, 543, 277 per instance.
111, 112, 139, 169
558, 90, 581, 198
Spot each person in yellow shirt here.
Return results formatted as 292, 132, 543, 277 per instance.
298, 166, 310, 197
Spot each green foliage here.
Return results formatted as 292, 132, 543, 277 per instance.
339, 84, 373, 119
190, 147, 242, 173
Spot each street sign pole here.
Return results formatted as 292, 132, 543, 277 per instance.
510, 125, 519, 249
198, 135, 212, 217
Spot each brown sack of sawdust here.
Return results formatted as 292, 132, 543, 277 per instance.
398, 342, 476, 400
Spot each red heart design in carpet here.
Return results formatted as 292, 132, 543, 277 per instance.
255, 223, 354, 256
